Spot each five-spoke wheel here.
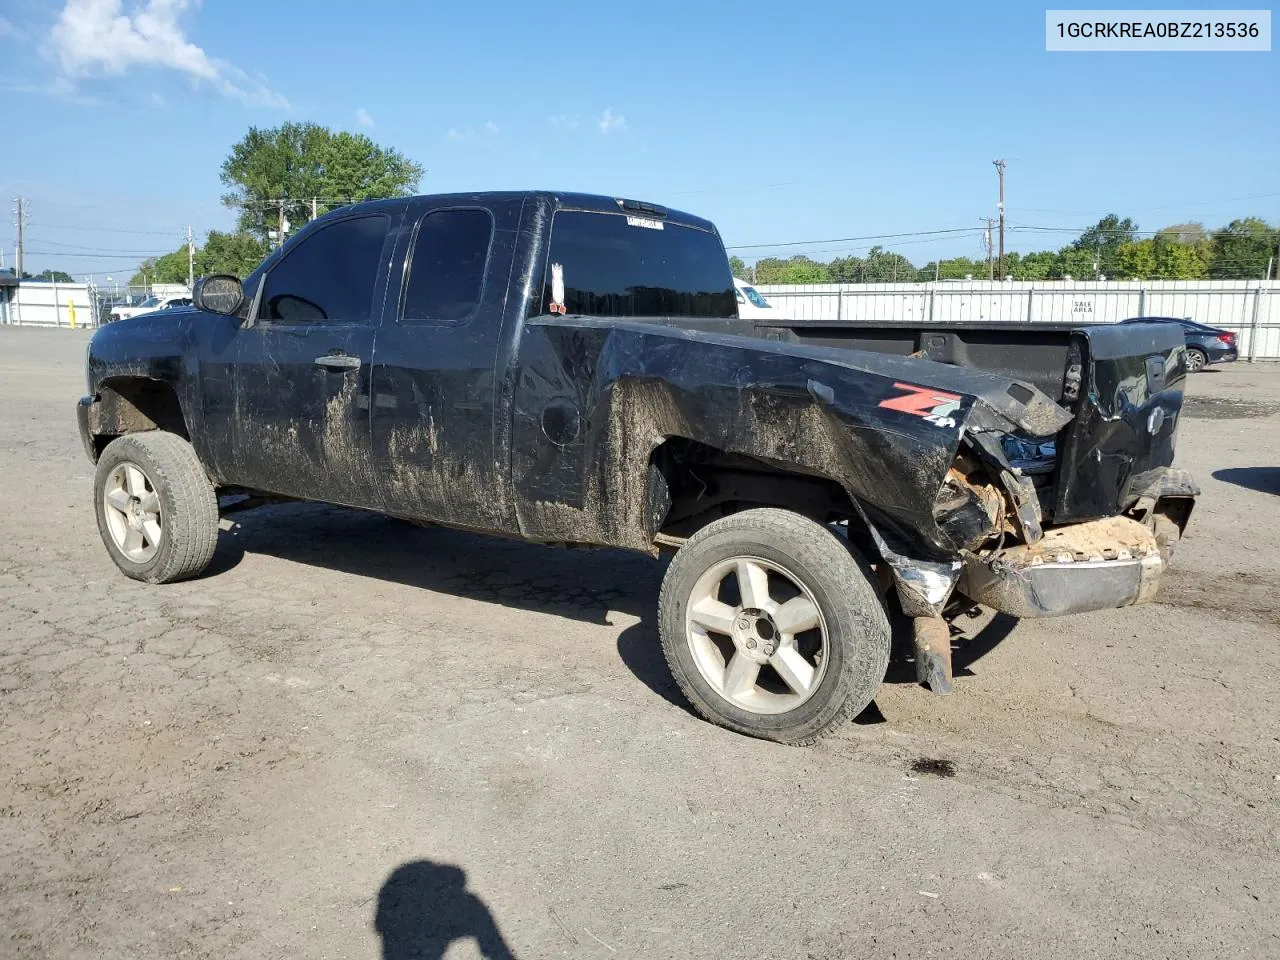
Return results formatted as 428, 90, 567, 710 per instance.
94, 432, 219, 584
660, 508, 891, 744
686, 556, 829, 714
102, 462, 164, 563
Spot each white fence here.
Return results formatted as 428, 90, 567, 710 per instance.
756, 280, 1280, 361
2, 281, 94, 328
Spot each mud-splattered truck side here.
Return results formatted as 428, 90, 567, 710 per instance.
77, 191, 1198, 743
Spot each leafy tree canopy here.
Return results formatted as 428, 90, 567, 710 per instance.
220, 122, 424, 240
131, 230, 271, 286
1209, 218, 1279, 279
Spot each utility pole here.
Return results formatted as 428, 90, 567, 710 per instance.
12, 197, 25, 277
311, 197, 318, 221
982, 217, 995, 280
186, 224, 194, 290
277, 202, 286, 250
993, 159, 1006, 280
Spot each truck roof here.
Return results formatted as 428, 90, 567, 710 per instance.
338, 190, 719, 234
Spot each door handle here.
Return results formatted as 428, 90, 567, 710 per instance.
314, 353, 361, 372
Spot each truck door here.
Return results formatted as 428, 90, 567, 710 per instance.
370, 198, 521, 532
231, 211, 398, 508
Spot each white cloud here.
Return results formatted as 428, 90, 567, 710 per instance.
445, 127, 473, 141
1, 75, 103, 105
597, 107, 626, 134
356, 107, 375, 128
49, 0, 288, 108
0, 16, 28, 40
485, 120, 499, 135
549, 113, 580, 131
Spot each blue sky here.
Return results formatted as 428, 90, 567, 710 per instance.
0, 0, 1276, 278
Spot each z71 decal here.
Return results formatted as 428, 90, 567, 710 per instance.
878, 382, 963, 429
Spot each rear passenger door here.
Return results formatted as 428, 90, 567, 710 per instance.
370, 199, 520, 531
231, 211, 398, 508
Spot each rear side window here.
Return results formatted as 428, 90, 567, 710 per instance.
543, 211, 735, 318
402, 209, 493, 323
260, 214, 390, 323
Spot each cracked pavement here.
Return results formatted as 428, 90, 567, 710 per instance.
1, 327, 1278, 959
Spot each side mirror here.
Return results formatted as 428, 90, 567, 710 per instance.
193, 275, 245, 316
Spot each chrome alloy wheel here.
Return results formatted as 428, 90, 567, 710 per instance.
685, 556, 829, 714
102, 461, 163, 563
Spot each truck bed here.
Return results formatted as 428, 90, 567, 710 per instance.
751, 317, 1085, 402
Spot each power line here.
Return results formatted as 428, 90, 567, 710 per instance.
726, 226, 988, 251
1015, 191, 1280, 218
25, 221, 188, 236
21, 238, 183, 255
748, 231, 990, 260
21, 250, 175, 260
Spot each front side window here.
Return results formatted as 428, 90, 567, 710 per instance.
542, 211, 735, 318
259, 214, 390, 323
401, 209, 492, 323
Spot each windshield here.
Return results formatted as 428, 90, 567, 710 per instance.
136, 296, 162, 308
741, 285, 770, 308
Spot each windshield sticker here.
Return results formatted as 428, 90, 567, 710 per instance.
626, 216, 664, 230
549, 262, 567, 315
879, 382, 963, 429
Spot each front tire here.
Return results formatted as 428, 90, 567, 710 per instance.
658, 508, 891, 744
94, 432, 219, 584
1186, 347, 1207, 373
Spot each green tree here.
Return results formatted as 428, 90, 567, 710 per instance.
827, 255, 865, 282
1009, 250, 1059, 280
861, 246, 915, 283
919, 256, 989, 281
131, 247, 190, 286
32, 269, 74, 282
197, 230, 270, 277
1151, 223, 1210, 279
1057, 245, 1097, 280
1209, 218, 1279, 279
754, 255, 829, 284
1072, 214, 1137, 278
728, 255, 747, 278
221, 122, 424, 240
1115, 239, 1156, 279
1155, 222, 1208, 246
131, 230, 271, 287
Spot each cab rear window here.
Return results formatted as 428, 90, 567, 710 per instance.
542, 211, 735, 318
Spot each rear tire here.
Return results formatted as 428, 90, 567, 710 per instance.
1186, 347, 1207, 373
94, 432, 219, 584
658, 508, 891, 744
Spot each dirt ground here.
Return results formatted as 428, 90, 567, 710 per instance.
2, 326, 1278, 960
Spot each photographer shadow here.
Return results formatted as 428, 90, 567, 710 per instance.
376, 859, 517, 960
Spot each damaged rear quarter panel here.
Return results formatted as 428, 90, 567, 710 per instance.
511, 318, 1057, 556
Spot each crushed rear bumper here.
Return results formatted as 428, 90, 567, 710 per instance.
956, 515, 1165, 618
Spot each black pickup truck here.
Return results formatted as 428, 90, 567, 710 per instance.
78, 191, 1197, 743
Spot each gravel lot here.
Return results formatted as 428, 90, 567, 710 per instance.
2, 325, 1278, 960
